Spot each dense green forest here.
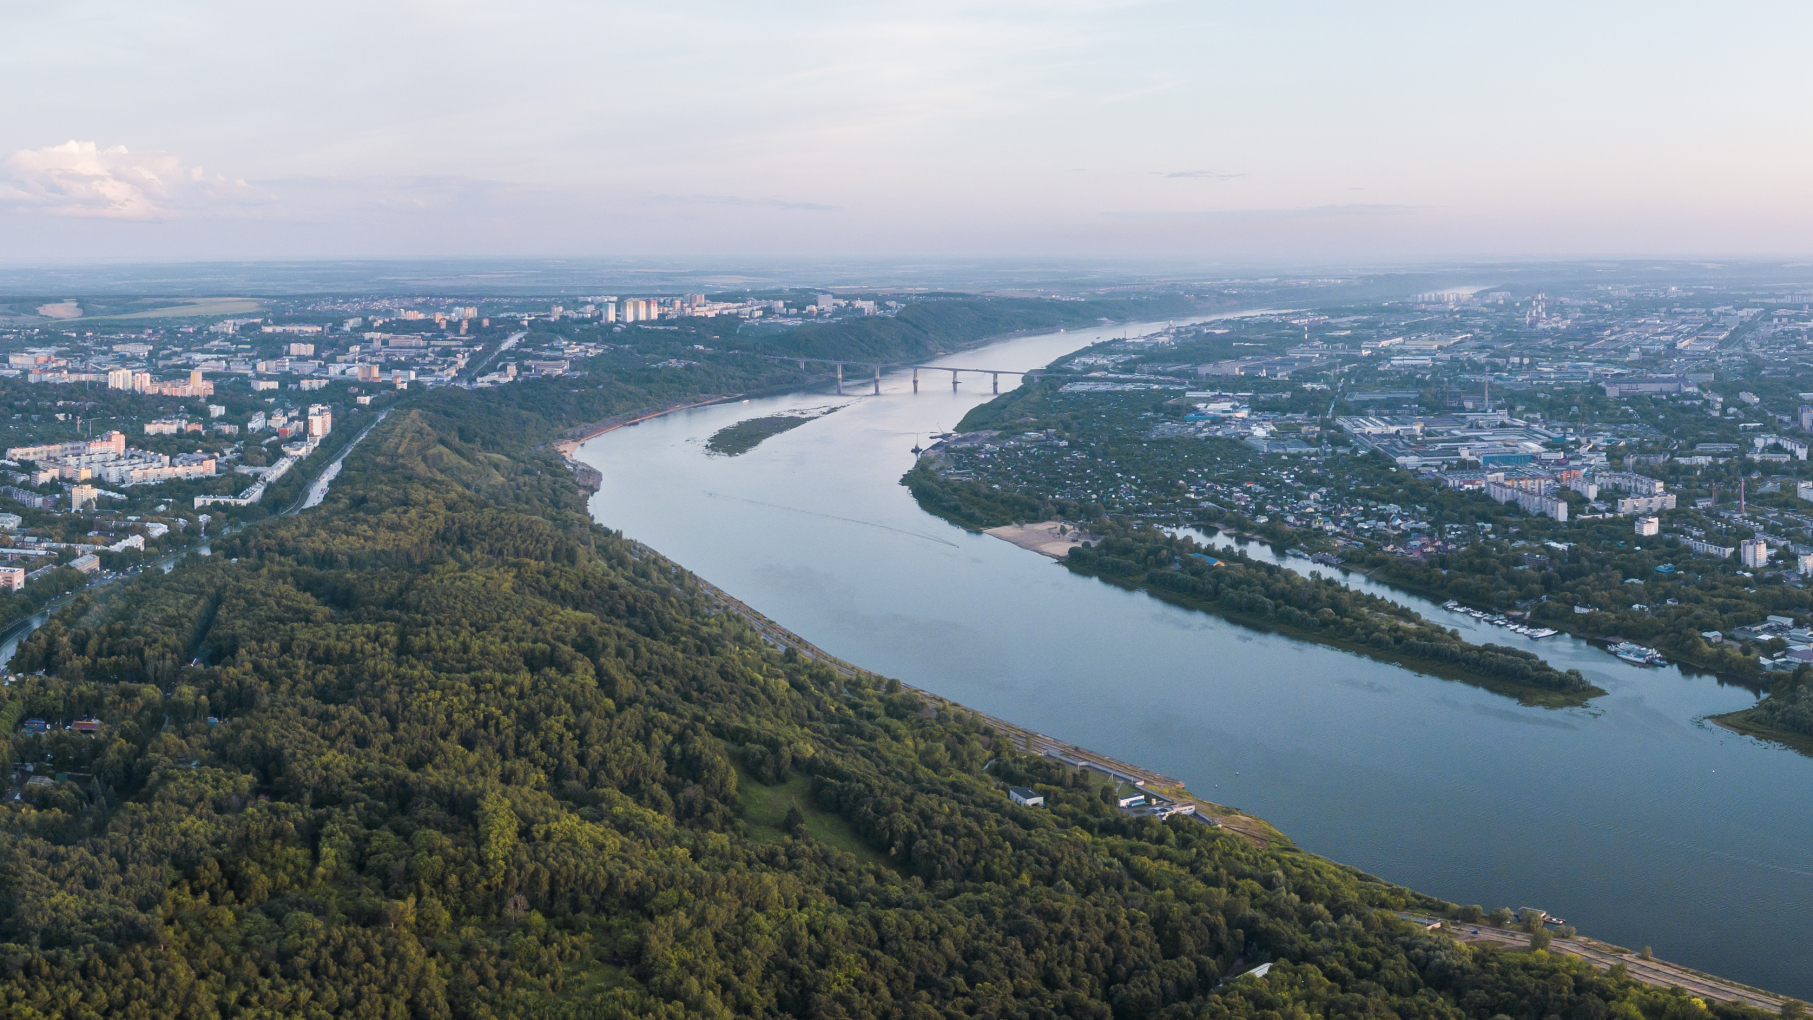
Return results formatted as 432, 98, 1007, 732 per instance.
0, 368, 1774, 1016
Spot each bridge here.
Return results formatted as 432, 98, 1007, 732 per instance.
761, 355, 1043, 395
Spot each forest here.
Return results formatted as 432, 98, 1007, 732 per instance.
770, 295, 1201, 364
0, 381, 1772, 1018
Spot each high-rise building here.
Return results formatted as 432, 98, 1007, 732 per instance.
106, 368, 134, 390
1800, 404, 1813, 431
1741, 538, 1770, 569
1635, 516, 1659, 537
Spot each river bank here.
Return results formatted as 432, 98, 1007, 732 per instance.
573, 465, 1799, 1013
569, 319, 1813, 1000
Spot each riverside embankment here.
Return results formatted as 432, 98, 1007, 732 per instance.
571, 319, 1813, 1001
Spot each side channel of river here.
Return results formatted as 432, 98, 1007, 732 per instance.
576, 319, 1813, 999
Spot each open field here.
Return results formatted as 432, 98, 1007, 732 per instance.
736, 768, 894, 868
88, 297, 264, 320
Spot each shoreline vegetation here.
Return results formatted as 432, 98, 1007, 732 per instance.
907, 464, 1600, 705
0, 298, 1798, 1016
704, 406, 840, 456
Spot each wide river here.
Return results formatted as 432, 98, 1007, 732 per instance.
576, 320, 1813, 999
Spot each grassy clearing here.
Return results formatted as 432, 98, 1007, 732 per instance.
736, 768, 893, 868
561, 958, 637, 996
89, 298, 264, 320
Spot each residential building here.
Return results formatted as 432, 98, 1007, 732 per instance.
1616, 494, 1677, 515
69, 553, 100, 574
1635, 516, 1659, 537
1741, 538, 1770, 569
0, 566, 23, 591
1484, 479, 1568, 521
1596, 471, 1666, 495
1687, 539, 1736, 559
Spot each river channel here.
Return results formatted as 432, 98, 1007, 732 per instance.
576, 320, 1813, 999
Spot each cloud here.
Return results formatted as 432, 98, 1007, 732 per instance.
1159, 170, 1246, 180
1112, 203, 1420, 221
647, 193, 841, 212
1, 140, 262, 219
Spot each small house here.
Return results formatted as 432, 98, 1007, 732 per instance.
1008, 787, 1044, 808
72, 718, 101, 735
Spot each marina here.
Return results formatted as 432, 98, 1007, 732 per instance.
1441, 600, 1560, 640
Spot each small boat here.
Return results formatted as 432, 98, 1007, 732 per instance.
1610, 640, 1666, 666
1527, 628, 1558, 639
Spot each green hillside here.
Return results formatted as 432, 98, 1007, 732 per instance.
0, 387, 1777, 1019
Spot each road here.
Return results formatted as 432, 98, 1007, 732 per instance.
1452, 924, 1794, 1011
466, 330, 527, 379
284, 409, 391, 516
0, 409, 394, 668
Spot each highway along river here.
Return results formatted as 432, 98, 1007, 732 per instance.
575, 319, 1813, 999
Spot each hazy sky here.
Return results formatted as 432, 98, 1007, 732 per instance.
5, 1, 1813, 263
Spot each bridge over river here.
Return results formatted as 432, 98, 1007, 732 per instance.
761, 354, 1041, 394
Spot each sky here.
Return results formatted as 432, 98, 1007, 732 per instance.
4, 1, 1813, 265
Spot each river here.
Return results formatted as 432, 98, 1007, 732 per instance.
576, 320, 1813, 999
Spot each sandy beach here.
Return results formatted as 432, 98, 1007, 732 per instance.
983, 520, 1095, 559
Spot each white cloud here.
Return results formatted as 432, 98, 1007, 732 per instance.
1, 140, 261, 219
